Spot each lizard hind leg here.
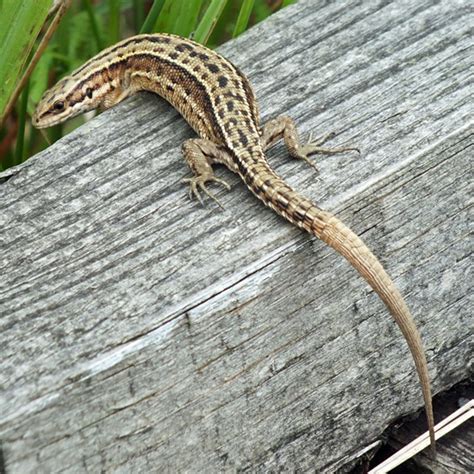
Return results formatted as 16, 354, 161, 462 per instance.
181, 138, 234, 209
260, 115, 359, 173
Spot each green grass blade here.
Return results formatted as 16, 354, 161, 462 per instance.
140, 0, 165, 34
173, 0, 203, 37
0, 0, 50, 120
133, 0, 145, 32
253, 0, 272, 22
232, 0, 255, 38
14, 79, 29, 164
152, 0, 179, 34
108, 0, 121, 45
82, 0, 104, 50
194, 0, 228, 45
28, 49, 54, 114
282, 0, 297, 6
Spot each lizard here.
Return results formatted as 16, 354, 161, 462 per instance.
32, 33, 435, 450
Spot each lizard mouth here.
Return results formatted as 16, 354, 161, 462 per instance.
32, 110, 67, 129
31, 115, 44, 129
31, 111, 52, 129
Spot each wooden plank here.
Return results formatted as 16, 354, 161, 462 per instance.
0, 0, 471, 472
382, 383, 474, 473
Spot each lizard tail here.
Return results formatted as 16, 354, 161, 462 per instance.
239, 155, 435, 449
314, 209, 435, 450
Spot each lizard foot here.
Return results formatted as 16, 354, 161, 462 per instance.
183, 174, 231, 209
295, 132, 360, 172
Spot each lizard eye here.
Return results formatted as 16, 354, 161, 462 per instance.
86, 88, 93, 99
53, 101, 64, 111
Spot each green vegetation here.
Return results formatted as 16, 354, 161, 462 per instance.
0, 0, 297, 171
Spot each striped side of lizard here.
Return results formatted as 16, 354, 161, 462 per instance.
32, 33, 435, 449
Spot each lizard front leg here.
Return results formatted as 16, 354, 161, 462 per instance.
182, 138, 235, 208
261, 115, 359, 172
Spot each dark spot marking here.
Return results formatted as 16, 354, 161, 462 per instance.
218, 110, 225, 119
176, 43, 193, 52
225, 92, 245, 103
199, 53, 209, 60
193, 65, 201, 72
229, 118, 237, 125
244, 168, 256, 184
218, 76, 228, 87
238, 130, 249, 146
166, 85, 174, 92
184, 88, 191, 95
169, 52, 179, 60
201, 73, 209, 81
227, 101, 234, 111
150, 36, 171, 44
277, 195, 290, 209
206, 63, 219, 73
293, 208, 306, 221
215, 96, 221, 105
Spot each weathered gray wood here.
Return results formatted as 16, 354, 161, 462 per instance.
0, 0, 472, 472
388, 384, 474, 473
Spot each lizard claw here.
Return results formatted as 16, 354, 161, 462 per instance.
293, 131, 360, 173
182, 174, 231, 209
301, 131, 360, 157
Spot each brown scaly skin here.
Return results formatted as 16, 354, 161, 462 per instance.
33, 33, 435, 449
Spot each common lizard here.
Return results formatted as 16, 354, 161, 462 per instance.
32, 33, 435, 449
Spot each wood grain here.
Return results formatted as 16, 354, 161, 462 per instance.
387, 383, 473, 473
0, 0, 471, 472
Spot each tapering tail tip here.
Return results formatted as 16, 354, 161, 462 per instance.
430, 434, 437, 458
315, 211, 436, 451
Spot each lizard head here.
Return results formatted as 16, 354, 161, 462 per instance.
32, 74, 100, 128
31, 63, 128, 128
